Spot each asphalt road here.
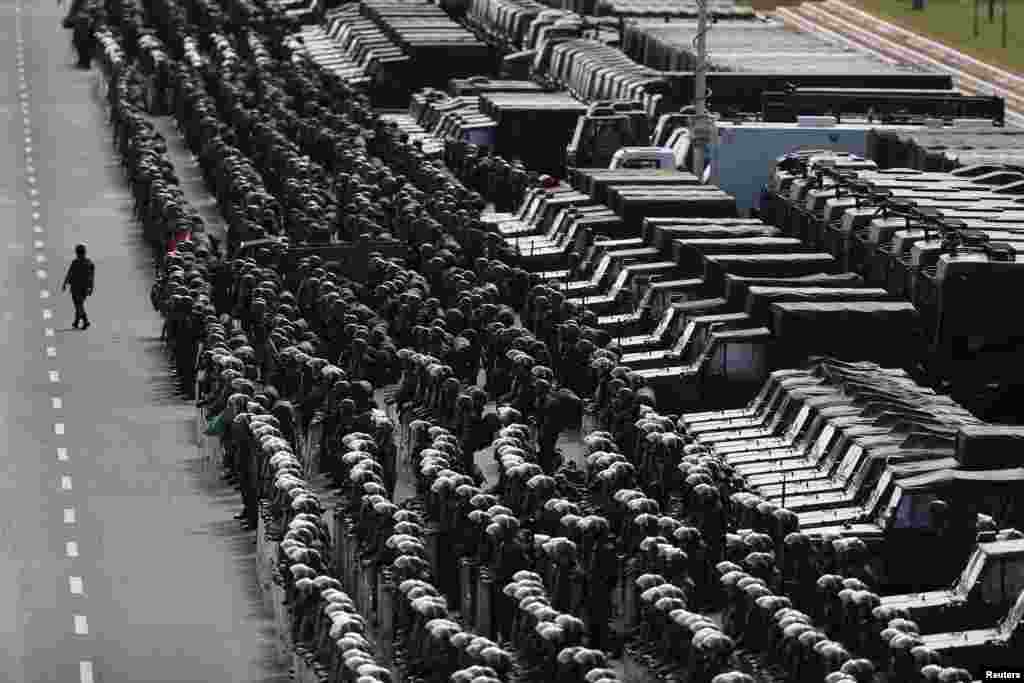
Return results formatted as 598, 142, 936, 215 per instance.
0, 1, 288, 681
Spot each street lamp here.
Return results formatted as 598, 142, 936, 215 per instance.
692, 0, 713, 180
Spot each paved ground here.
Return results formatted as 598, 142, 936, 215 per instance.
0, 1, 288, 681
149, 115, 228, 252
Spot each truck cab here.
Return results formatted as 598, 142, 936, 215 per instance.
880, 538, 1024, 633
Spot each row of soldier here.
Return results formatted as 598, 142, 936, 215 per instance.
97, 28, 213, 395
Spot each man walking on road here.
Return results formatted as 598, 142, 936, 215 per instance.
62, 244, 95, 329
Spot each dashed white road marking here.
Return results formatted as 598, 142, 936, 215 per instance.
80, 660, 94, 683
21, 40, 90, 657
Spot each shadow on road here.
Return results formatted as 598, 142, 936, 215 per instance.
183, 456, 293, 682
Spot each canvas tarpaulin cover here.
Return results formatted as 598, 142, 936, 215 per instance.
704, 252, 840, 293
724, 272, 865, 309
769, 301, 920, 368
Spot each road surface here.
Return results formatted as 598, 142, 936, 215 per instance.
0, 0, 288, 681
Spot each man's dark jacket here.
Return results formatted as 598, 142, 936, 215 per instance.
64, 257, 95, 295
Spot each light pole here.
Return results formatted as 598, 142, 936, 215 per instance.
692, 0, 712, 180
1002, 0, 1008, 49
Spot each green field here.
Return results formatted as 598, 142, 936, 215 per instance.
850, 0, 1024, 74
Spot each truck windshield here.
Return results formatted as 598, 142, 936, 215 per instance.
620, 159, 663, 169
1001, 590, 1024, 637
954, 548, 986, 597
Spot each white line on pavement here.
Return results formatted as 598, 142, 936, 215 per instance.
40, 290, 50, 299
55, 423, 65, 436
69, 577, 83, 595
64, 508, 76, 524
37, 269, 47, 279
80, 661, 94, 683
65, 541, 78, 558
47, 347, 56, 358
58, 447, 68, 461
45, 328, 54, 337
73, 615, 88, 635
61, 475, 72, 491
49, 370, 59, 382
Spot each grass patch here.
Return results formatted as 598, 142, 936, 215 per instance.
848, 0, 1024, 74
